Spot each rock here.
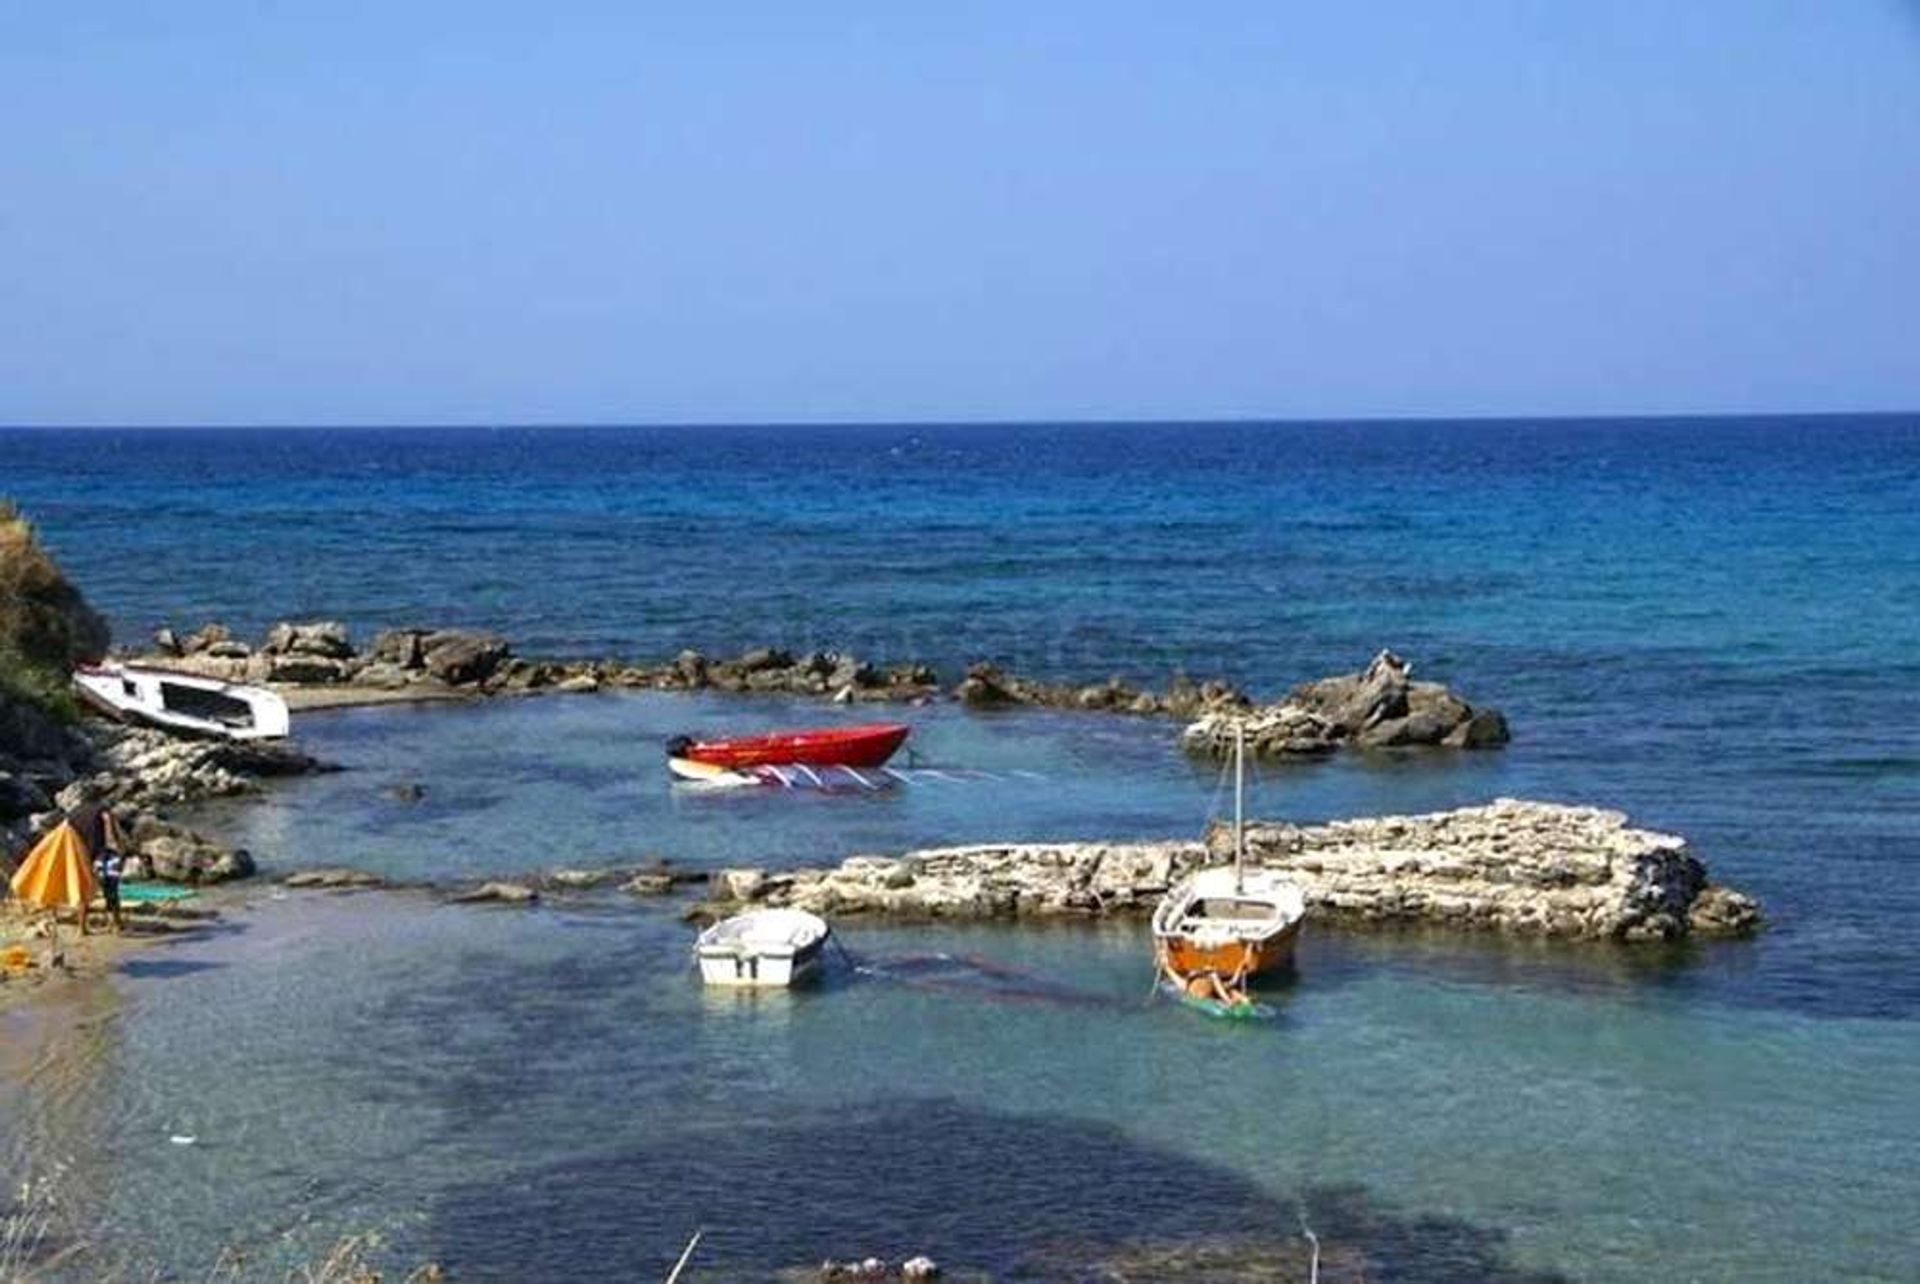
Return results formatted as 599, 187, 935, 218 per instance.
734, 647, 793, 674
719, 868, 769, 901
672, 649, 709, 685
1445, 707, 1512, 749
1687, 884, 1763, 937
0, 770, 52, 821
385, 782, 427, 802
554, 674, 600, 694
902, 1256, 940, 1280
180, 623, 231, 655
267, 654, 349, 684
622, 872, 676, 896
135, 820, 254, 883
452, 881, 539, 905
422, 631, 511, 686
263, 620, 354, 659
548, 868, 607, 889
283, 868, 386, 889
1, 688, 93, 768
686, 802, 1754, 942
1183, 652, 1506, 759
955, 662, 1018, 707
151, 626, 183, 656
370, 629, 430, 669
352, 661, 414, 689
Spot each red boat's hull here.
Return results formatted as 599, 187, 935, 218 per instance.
681, 723, 910, 770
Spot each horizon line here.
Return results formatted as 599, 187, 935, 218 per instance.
1, 407, 1915, 432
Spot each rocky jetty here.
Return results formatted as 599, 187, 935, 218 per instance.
1181, 650, 1509, 758
688, 800, 1758, 941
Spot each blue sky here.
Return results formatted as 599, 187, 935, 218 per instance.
2, 2, 1917, 425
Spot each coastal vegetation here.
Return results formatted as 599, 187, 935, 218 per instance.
0, 500, 106, 723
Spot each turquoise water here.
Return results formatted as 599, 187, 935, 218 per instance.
3, 417, 1919, 1277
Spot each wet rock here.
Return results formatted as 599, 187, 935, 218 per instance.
452, 881, 539, 905
621, 872, 676, 895
547, 868, 607, 889
954, 662, 1019, 707
1686, 884, 1764, 937
284, 868, 387, 889
554, 674, 600, 694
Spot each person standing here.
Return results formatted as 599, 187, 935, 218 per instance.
69, 796, 130, 932
94, 845, 124, 933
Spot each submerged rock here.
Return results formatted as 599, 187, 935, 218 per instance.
451, 880, 539, 905
284, 867, 387, 889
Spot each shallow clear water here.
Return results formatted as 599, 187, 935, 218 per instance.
4, 418, 1919, 1277
4, 893, 1915, 1281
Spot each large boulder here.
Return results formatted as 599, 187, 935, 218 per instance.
421, 631, 511, 685
130, 815, 256, 884
1183, 652, 1509, 759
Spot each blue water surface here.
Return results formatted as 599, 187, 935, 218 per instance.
4, 416, 1919, 1279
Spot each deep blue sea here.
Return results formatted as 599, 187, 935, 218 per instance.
3, 417, 1919, 1280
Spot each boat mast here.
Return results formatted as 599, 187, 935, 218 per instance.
1233, 718, 1246, 894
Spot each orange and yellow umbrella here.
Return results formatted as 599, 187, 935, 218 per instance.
8, 821, 99, 912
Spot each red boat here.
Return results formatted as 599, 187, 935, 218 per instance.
666, 722, 911, 770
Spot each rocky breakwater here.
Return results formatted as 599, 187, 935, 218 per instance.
689, 801, 1758, 942
147, 620, 515, 694
1181, 650, 1509, 758
141, 621, 1259, 713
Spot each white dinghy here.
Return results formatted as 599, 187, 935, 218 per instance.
73, 663, 291, 741
695, 908, 831, 987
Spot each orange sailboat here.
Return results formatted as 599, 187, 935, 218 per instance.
1152, 722, 1305, 1016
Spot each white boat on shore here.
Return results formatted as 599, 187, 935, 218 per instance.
695, 908, 832, 987
72, 663, 291, 741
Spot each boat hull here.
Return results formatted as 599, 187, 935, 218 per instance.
696, 938, 826, 987
680, 723, 909, 770
1155, 916, 1301, 980
72, 665, 291, 741
694, 908, 833, 988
